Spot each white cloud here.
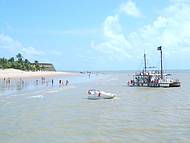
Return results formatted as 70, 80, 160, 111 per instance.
0, 33, 22, 51
92, 0, 190, 68
0, 33, 45, 58
54, 29, 98, 36
92, 15, 132, 61
119, 0, 142, 17
103, 15, 122, 38
22, 47, 45, 56
169, 0, 190, 4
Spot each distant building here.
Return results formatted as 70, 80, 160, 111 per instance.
32, 63, 56, 71
39, 63, 56, 71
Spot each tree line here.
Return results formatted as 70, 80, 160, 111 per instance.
0, 53, 44, 71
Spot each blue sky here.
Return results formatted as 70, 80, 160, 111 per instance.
0, 0, 190, 70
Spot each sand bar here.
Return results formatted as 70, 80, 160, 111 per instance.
0, 69, 79, 79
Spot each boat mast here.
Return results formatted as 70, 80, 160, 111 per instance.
157, 46, 163, 79
144, 53, 147, 72
142, 51, 147, 85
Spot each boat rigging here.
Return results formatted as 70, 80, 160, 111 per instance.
128, 46, 181, 87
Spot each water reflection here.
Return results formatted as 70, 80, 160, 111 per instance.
0, 77, 73, 92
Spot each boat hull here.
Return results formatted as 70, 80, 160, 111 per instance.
169, 82, 180, 87
159, 80, 181, 88
159, 83, 170, 87
88, 95, 115, 100
87, 89, 116, 100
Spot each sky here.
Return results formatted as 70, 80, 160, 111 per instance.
0, 0, 190, 71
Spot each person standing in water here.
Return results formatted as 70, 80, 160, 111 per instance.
59, 80, 62, 87
51, 79, 54, 86
36, 80, 39, 86
65, 80, 69, 86
62, 80, 64, 86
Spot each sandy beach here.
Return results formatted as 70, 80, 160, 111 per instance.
0, 69, 78, 79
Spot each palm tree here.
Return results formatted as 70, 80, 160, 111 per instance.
16, 53, 23, 62
34, 60, 39, 65
24, 59, 30, 64
0, 58, 8, 68
34, 60, 40, 71
8, 57, 14, 62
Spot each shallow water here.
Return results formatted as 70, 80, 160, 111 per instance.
0, 71, 190, 143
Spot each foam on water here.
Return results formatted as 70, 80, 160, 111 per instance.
46, 90, 59, 93
27, 95, 44, 99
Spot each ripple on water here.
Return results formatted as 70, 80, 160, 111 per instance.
27, 95, 44, 99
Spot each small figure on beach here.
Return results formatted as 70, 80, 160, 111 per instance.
36, 80, 39, 85
62, 80, 64, 86
16, 78, 24, 89
41, 77, 45, 84
51, 79, 54, 86
20, 78, 24, 87
3, 78, 6, 86
59, 80, 62, 87
59, 80, 65, 87
65, 80, 69, 86
6, 78, 11, 88
46, 81, 49, 86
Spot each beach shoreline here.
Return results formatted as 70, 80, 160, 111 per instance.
0, 69, 79, 79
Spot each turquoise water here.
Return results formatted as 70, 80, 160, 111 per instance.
0, 71, 190, 143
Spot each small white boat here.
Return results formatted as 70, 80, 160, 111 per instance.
87, 89, 116, 100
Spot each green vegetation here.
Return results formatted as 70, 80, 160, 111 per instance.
0, 53, 44, 71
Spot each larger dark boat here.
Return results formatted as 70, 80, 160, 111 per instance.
128, 46, 180, 87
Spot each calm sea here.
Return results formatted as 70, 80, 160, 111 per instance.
0, 70, 190, 143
